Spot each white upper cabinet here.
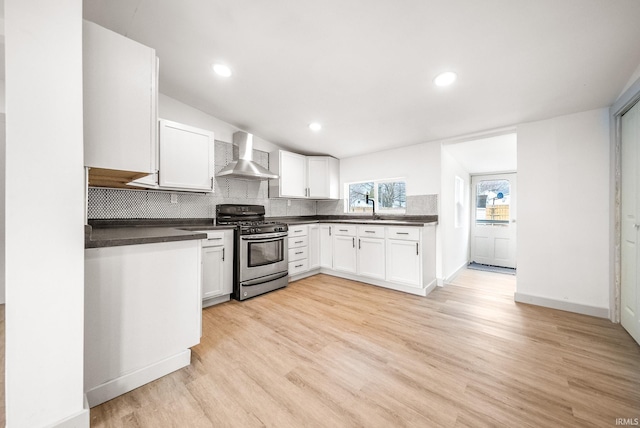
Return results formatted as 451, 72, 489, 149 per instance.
83, 20, 158, 186
269, 150, 307, 198
269, 150, 340, 199
307, 156, 340, 199
158, 120, 214, 191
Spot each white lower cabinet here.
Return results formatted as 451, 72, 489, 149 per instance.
201, 230, 234, 307
333, 226, 358, 274
308, 224, 320, 270
306, 222, 436, 296
386, 239, 421, 287
319, 224, 334, 268
288, 225, 311, 277
356, 225, 386, 280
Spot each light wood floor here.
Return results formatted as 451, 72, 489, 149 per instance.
86, 270, 638, 426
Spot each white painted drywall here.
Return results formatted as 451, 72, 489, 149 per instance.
0, 114, 4, 305
517, 108, 610, 315
159, 93, 281, 152
5, 0, 88, 426
440, 146, 471, 282
339, 141, 442, 197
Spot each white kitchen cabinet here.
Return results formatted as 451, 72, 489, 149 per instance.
83, 20, 158, 187
269, 150, 340, 199
307, 156, 340, 199
288, 225, 313, 277
308, 224, 320, 270
333, 226, 357, 274
357, 225, 386, 280
158, 120, 214, 191
386, 238, 421, 287
201, 230, 233, 307
84, 240, 201, 407
320, 224, 334, 268
270, 150, 307, 198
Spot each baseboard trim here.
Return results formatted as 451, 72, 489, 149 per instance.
444, 261, 469, 285
317, 268, 434, 297
49, 396, 90, 427
85, 350, 191, 408
514, 292, 609, 319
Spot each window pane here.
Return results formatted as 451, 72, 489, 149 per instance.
378, 181, 406, 212
476, 179, 510, 226
348, 182, 374, 213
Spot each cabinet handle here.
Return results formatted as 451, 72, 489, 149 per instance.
352, 237, 355, 248
339, 229, 348, 232
365, 230, 375, 233
329, 226, 332, 236
295, 264, 304, 268
211, 177, 214, 190
397, 232, 409, 235
222, 248, 225, 261
358, 239, 361, 249
295, 240, 303, 244
295, 251, 303, 255
416, 243, 419, 255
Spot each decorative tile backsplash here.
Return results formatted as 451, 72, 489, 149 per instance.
87, 140, 438, 219
316, 194, 438, 216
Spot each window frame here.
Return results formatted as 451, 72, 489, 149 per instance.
344, 178, 407, 214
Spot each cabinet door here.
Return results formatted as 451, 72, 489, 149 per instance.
386, 239, 421, 287
222, 231, 234, 294
159, 120, 214, 191
308, 224, 320, 270
333, 235, 357, 274
280, 151, 307, 198
202, 246, 225, 299
320, 224, 333, 268
83, 20, 157, 174
358, 237, 386, 280
308, 156, 340, 199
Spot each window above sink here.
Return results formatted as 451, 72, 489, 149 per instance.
345, 179, 407, 214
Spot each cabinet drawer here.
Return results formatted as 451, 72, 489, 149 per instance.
289, 259, 309, 276
288, 246, 308, 262
357, 225, 385, 239
288, 235, 308, 248
334, 225, 357, 236
288, 225, 308, 237
386, 227, 420, 241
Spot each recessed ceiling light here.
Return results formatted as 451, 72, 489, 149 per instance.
309, 122, 322, 132
213, 64, 232, 77
434, 71, 457, 87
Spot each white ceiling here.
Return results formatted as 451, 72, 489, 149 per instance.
444, 133, 517, 174
83, 0, 640, 159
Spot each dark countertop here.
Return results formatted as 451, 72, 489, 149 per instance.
85, 219, 235, 249
86, 215, 438, 248
270, 215, 438, 227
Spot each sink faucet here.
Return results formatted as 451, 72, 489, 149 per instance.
365, 194, 377, 218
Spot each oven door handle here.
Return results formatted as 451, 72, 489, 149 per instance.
241, 232, 288, 241
241, 271, 289, 287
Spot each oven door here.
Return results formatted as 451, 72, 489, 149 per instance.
240, 232, 288, 282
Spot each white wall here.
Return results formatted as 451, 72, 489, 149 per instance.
5, 0, 88, 426
339, 141, 441, 197
159, 93, 281, 152
516, 108, 611, 317
440, 146, 471, 282
0, 114, 4, 304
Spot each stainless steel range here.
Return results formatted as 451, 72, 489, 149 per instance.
216, 204, 288, 300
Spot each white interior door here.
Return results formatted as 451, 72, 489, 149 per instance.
471, 173, 517, 268
621, 100, 640, 345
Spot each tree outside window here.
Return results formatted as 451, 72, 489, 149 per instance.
346, 180, 406, 214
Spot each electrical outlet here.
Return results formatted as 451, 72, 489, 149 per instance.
171, 193, 178, 204
287, 199, 291, 206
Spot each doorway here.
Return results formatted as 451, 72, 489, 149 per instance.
470, 173, 517, 269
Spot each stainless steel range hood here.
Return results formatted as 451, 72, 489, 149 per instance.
216, 131, 278, 180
